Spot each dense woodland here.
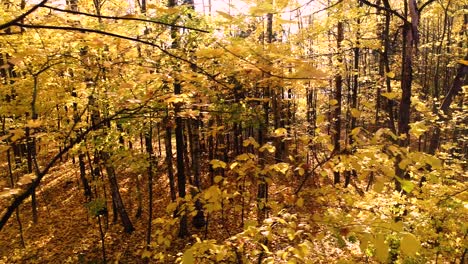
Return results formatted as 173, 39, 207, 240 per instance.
0, 0, 467, 263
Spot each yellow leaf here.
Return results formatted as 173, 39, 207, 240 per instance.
141, 250, 152, 259
292, 64, 327, 79
214, 175, 223, 183
330, 99, 338, 106
350, 127, 361, 136
259, 143, 276, 153
274, 128, 287, 137
297, 167, 305, 176
374, 235, 389, 262
386, 71, 395, 78
236, 153, 253, 161
230, 162, 239, 170
154, 7, 179, 15
409, 121, 428, 138
381, 92, 399, 100
276, 18, 295, 24
458, 59, 468, 66
373, 178, 384, 193
181, 249, 195, 264
350, 108, 361, 118
216, 11, 234, 20
0, 145, 10, 154
26, 119, 42, 128
10, 129, 25, 142
359, 233, 371, 252
272, 163, 289, 174
195, 48, 224, 58
243, 137, 259, 148
296, 197, 304, 207
400, 233, 420, 256
210, 159, 227, 169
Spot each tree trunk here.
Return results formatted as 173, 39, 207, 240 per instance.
145, 123, 154, 246
164, 116, 176, 202
333, 21, 344, 184
101, 152, 134, 233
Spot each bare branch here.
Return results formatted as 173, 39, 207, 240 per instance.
312, 0, 345, 15
418, 0, 437, 13
0, 0, 48, 31
42, 5, 209, 33
359, 0, 406, 21
14, 23, 229, 89
0, 105, 145, 232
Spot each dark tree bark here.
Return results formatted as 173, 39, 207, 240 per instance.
168, 0, 189, 238
333, 21, 344, 185
428, 55, 468, 154
164, 116, 176, 202
101, 152, 134, 233
145, 123, 155, 246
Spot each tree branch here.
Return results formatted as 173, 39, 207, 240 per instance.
0, 0, 48, 31
0, 105, 145, 232
418, 0, 437, 13
312, 0, 345, 15
359, 0, 406, 21
14, 23, 229, 89
42, 5, 209, 33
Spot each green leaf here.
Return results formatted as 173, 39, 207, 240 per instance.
400, 180, 415, 193
400, 233, 420, 256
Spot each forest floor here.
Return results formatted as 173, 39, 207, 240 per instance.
0, 145, 356, 263
0, 152, 268, 263
0, 155, 174, 263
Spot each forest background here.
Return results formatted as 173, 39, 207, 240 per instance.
0, 0, 467, 263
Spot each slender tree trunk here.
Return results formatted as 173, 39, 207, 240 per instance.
164, 116, 176, 202
101, 152, 134, 233
381, 0, 396, 133
145, 122, 154, 246
333, 21, 344, 184
346, 3, 361, 187
428, 54, 468, 154
168, 0, 189, 238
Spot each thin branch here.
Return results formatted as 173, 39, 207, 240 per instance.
42, 5, 209, 33
294, 153, 334, 195
359, 0, 406, 21
0, 0, 48, 31
14, 23, 229, 89
216, 42, 327, 80
312, 0, 345, 15
418, 0, 437, 13
0, 105, 145, 232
